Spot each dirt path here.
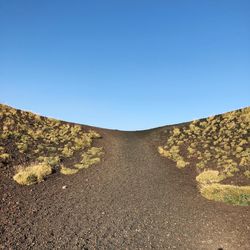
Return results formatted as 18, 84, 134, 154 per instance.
1, 130, 250, 249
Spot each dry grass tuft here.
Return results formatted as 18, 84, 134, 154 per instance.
13, 163, 52, 185
60, 166, 79, 175
196, 170, 225, 184
74, 147, 104, 169
0, 153, 10, 160
244, 170, 250, 178
176, 159, 189, 168
200, 183, 250, 206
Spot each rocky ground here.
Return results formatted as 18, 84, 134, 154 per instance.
1, 127, 249, 249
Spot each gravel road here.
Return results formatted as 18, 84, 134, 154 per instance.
1, 128, 250, 249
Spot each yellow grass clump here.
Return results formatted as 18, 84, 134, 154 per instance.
176, 159, 189, 168
74, 147, 104, 169
0, 153, 10, 160
60, 166, 79, 175
200, 183, 250, 206
244, 170, 250, 178
196, 170, 225, 184
13, 163, 52, 185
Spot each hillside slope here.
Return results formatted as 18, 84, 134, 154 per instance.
158, 107, 250, 206
0, 104, 250, 249
0, 104, 104, 184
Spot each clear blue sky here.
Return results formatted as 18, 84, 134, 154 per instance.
0, 0, 249, 130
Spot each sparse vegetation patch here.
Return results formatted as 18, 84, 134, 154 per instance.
74, 147, 104, 169
158, 107, 250, 205
0, 104, 104, 185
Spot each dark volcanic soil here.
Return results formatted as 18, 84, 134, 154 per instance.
1, 128, 250, 249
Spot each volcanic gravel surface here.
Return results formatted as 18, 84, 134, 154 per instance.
1, 128, 250, 249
